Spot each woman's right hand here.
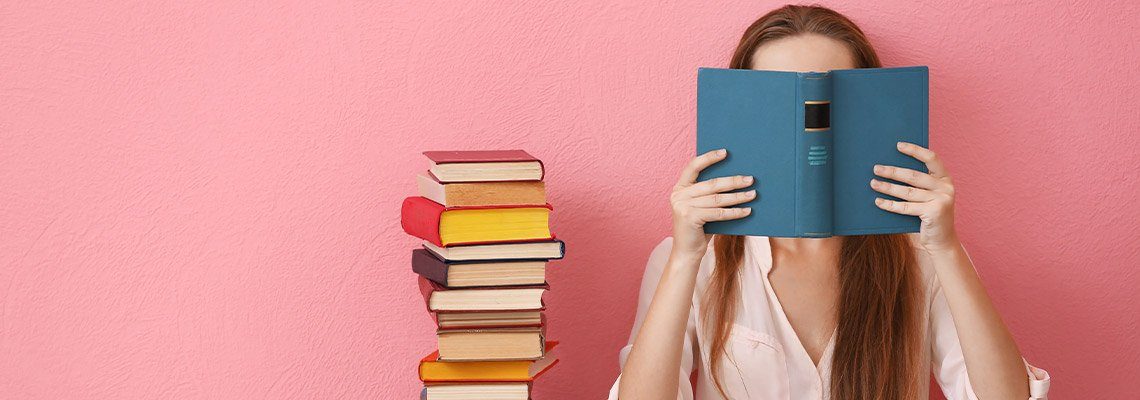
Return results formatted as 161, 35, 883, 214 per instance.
669, 149, 756, 258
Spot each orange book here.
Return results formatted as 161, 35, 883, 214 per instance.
418, 342, 559, 383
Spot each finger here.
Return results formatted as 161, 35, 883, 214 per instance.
869, 179, 934, 202
685, 175, 754, 197
873, 164, 942, 190
874, 198, 927, 216
695, 207, 752, 222
896, 142, 948, 178
690, 190, 757, 208
677, 149, 728, 186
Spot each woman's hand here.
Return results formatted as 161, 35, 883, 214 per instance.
870, 141, 960, 253
875, 142, 1034, 399
621, 150, 752, 400
619, 150, 753, 397
670, 149, 756, 258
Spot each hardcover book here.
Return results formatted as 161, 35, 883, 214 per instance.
433, 311, 545, 330
419, 342, 559, 382
436, 326, 546, 361
697, 66, 929, 237
421, 383, 530, 400
424, 150, 544, 183
422, 240, 565, 262
416, 173, 546, 207
412, 249, 546, 288
418, 276, 547, 312
401, 197, 553, 247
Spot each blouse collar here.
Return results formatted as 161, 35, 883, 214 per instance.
744, 235, 775, 275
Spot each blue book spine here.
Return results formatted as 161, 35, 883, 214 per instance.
795, 72, 834, 237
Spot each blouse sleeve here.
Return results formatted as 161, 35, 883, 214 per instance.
607, 237, 699, 400
928, 265, 1052, 399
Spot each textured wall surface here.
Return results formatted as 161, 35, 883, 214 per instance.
2, 1, 1137, 398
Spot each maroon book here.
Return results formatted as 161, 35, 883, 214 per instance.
411, 249, 547, 288
423, 150, 545, 182
423, 149, 538, 162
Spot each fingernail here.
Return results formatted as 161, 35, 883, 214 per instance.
873, 165, 884, 173
717, 149, 727, 156
743, 207, 752, 214
869, 179, 879, 187
897, 142, 906, 149
875, 198, 884, 205
746, 190, 757, 198
744, 176, 754, 184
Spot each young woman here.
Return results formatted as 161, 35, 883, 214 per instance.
610, 5, 1050, 400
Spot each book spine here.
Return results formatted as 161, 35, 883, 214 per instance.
795, 73, 834, 237
401, 197, 445, 246
418, 275, 439, 312
418, 360, 429, 382
430, 311, 442, 329
411, 249, 450, 287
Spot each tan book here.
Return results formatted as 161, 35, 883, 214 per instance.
417, 173, 546, 207
419, 277, 546, 312
423, 150, 543, 183
436, 327, 546, 361
435, 311, 543, 329
413, 249, 545, 288
423, 240, 564, 262
422, 382, 529, 400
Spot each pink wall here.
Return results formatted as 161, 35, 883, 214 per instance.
2, 1, 1137, 398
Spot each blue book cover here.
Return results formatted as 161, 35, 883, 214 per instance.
696, 66, 929, 237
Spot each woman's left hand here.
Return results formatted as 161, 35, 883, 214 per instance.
870, 141, 960, 253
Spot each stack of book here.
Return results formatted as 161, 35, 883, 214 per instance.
401, 150, 564, 400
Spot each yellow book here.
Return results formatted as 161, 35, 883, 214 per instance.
440, 207, 550, 246
402, 196, 552, 247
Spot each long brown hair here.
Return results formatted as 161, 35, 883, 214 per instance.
703, 5, 922, 400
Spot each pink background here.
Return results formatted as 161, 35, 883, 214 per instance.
2, 1, 1137, 398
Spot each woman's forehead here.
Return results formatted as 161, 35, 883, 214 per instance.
748, 34, 857, 73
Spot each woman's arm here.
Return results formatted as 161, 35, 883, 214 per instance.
617, 149, 754, 399
617, 249, 703, 399
927, 242, 1030, 399
871, 142, 1030, 399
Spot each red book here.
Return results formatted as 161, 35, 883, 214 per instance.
424, 150, 545, 182
418, 276, 547, 313
400, 197, 553, 247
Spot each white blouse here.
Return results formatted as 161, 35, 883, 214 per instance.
608, 236, 1050, 400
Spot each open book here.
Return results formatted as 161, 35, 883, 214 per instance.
697, 66, 929, 237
